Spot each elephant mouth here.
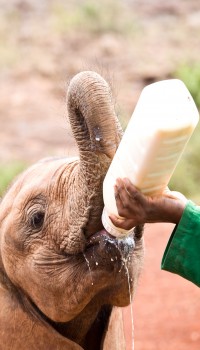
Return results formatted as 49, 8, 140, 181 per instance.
87, 229, 134, 252
85, 229, 135, 265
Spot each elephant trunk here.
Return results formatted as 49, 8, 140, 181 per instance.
67, 71, 123, 237
67, 71, 122, 161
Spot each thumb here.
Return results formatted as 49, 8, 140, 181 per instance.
163, 187, 188, 204
109, 214, 135, 231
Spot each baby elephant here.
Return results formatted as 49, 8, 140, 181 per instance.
0, 71, 144, 350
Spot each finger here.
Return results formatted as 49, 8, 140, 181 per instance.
114, 190, 128, 217
115, 185, 130, 213
115, 180, 130, 207
114, 185, 124, 206
164, 190, 188, 204
163, 186, 187, 201
109, 215, 135, 230
122, 178, 140, 198
115, 178, 125, 188
115, 179, 142, 217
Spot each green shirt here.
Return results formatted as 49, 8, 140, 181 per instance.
161, 200, 200, 287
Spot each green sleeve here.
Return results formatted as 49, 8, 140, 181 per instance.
161, 200, 200, 287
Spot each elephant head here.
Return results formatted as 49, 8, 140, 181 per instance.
0, 71, 144, 349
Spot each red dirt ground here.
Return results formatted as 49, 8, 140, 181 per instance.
123, 223, 200, 350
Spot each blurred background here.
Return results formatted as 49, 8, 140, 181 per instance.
0, 0, 200, 349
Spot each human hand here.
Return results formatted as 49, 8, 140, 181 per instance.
109, 178, 187, 230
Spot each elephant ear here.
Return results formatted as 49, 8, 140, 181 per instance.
66, 71, 123, 238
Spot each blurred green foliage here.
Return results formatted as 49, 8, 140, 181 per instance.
170, 63, 200, 202
0, 0, 139, 71
175, 62, 200, 109
52, 0, 138, 35
169, 122, 200, 203
0, 10, 20, 69
0, 162, 26, 197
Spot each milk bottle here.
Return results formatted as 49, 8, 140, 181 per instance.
102, 79, 199, 237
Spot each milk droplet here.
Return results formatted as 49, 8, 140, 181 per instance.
83, 253, 93, 286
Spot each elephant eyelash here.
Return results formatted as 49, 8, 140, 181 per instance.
24, 198, 47, 233
22, 194, 47, 212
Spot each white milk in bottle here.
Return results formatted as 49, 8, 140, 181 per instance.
102, 79, 199, 238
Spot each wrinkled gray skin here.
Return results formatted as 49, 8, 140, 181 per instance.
0, 71, 144, 350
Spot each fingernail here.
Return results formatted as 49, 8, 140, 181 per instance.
123, 177, 129, 185
123, 177, 129, 183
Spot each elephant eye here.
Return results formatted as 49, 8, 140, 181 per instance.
30, 211, 45, 230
